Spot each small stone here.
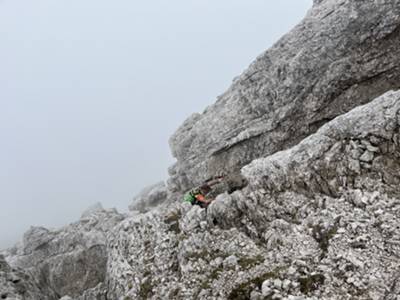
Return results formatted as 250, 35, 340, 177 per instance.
223, 255, 238, 268
273, 279, 282, 289
250, 290, 263, 300
287, 296, 306, 300
262, 280, 273, 296
361, 140, 380, 153
360, 150, 374, 162
212, 257, 223, 267
348, 158, 361, 173
282, 279, 291, 291
287, 266, 297, 275
200, 221, 207, 229
347, 277, 355, 284
272, 293, 283, 300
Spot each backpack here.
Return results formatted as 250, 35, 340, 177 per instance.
183, 189, 200, 204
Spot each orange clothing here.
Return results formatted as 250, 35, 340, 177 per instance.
195, 194, 205, 201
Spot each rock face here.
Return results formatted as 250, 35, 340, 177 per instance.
2, 206, 124, 299
105, 91, 400, 300
2, 0, 400, 299
129, 181, 169, 213
168, 0, 400, 192
0, 254, 55, 300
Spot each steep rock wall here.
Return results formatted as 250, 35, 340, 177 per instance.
105, 91, 400, 300
2, 1, 400, 299
2, 206, 124, 300
169, 0, 400, 192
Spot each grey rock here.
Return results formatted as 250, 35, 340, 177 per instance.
128, 181, 168, 212
180, 205, 205, 233
273, 279, 283, 289
3, 1, 400, 299
250, 290, 263, 300
86, 89, 400, 300
169, 0, 400, 193
3, 207, 125, 299
361, 140, 380, 153
262, 280, 273, 296
223, 255, 239, 268
0, 254, 55, 300
282, 279, 291, 291
22, 226, 54, 255
81, 202, 104, 219
101, 90, 399, 299
360, 150, 374, 162
242, 91, 400, 196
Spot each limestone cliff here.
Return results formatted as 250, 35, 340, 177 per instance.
2, 0, 400, 299
168, 0, 400, 192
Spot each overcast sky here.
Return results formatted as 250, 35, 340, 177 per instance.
0, 0, 312, 249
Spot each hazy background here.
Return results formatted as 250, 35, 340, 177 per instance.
0, 0, 312, 249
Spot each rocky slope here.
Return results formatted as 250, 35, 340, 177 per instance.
0, 254, 54, 300
2, 0, 400, 299
168, 0, 400, 192
105, 91, 400, 300
1, 204, 124, 300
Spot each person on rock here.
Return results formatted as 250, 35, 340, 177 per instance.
183, 176, 224, 208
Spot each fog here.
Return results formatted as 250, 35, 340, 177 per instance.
0, 0, 312, 249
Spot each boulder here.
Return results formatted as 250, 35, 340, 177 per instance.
4, 207, 125, 299
129, 181, 168, 212
0, 255, 55, 300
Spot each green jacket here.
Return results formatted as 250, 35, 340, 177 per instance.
184, 189, 200, 204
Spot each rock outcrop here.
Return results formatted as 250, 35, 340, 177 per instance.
168, 0, 400, 192
2, 0, 400, 299
0, 254, 55, 300
129, 181, 168, 213
104, 91, 400, 300
2, 206, 124, 299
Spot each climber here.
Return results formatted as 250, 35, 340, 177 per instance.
183, 176, 224, 208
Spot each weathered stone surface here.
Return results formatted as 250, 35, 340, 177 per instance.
81, 202, 104, 219
169, 0, 400, 192
3, 1, 400, 299
128, 181, 168, 213
102, 91, 400, 300
242, 90, 400, 197
3, 205, 125, 299
106, 202, 270, 300
0, 254, 55, 300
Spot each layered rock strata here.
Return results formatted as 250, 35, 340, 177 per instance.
169, 0, 400, 193
2, 0, 400, 299
106, 90, 400, 300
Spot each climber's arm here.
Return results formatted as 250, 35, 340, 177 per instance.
195, 194, 211, 204
206, 176, 225, 187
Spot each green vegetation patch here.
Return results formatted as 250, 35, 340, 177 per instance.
164, 211, 182, 234
186, 249, 211, 260
298, 274, 325, 294
209, 266, 224, 280
168, 287, 181, 299
238, 254, 265, 270
164, 211, 181, 224
139, 278, 154, 300
200, 280, 211, 290
312, 222, 339, 257
227, 268, 283, 300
